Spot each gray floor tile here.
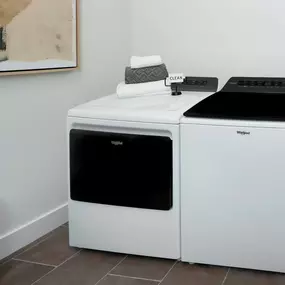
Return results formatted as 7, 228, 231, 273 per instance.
16, 226, 78, 266
99, 275, 159, 285
160, 262, 228, 285
0, 259, 53, 285
34, 250, 126, 285
0, 228, 60, 265
4, 225, 283, 285
111, 255, 176, 281
224, 268, 285, 285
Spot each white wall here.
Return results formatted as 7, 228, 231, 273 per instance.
0, 0, 130, 259
131, 0, 285, 86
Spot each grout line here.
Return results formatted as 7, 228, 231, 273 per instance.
94, 255, 128, 285
221, 268, 231, 285
12, 258, 56, 268
158, 260, 178, 284
108, 273, 161, 283
30, 249, 82, 285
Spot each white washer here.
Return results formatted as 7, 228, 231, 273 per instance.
181, 77, 285, 272
68, 92, 210, 259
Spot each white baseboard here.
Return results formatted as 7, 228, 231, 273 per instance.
0, 203, 68, 261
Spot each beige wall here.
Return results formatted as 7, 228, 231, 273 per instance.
5, 0, 73, 61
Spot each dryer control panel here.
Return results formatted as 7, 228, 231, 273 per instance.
171, 76, 218, 93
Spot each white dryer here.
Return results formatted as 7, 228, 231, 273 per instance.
68, 92, 210, 259
181, 77, 285, 272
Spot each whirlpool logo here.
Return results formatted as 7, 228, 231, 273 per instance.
111, 141, 123, 146
237, 131, 251, 136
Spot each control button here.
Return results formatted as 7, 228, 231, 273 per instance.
245, 81, 255, 87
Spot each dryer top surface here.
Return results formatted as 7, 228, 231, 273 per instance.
68, 92, 213, 124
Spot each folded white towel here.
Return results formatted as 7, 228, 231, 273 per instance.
117, 80, 171, 99
131, 55, 163, 69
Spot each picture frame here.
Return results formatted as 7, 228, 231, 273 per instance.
0, 0, 79, 76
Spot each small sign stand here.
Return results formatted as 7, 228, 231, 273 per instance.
165, 74, 185, 96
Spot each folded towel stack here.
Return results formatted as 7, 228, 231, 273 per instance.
117, 56, 171, 99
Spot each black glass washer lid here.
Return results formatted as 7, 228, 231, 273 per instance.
184, 77, 285, 121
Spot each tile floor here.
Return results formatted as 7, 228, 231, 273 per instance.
1, 224, 285, 285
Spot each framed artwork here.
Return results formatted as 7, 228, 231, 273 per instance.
0, 0, 79, 76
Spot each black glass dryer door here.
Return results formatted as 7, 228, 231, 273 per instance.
70, 130, 173, 211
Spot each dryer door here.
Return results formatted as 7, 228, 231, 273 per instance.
70, 129, 173, 210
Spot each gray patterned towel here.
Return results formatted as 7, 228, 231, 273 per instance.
125, 64, 169, 84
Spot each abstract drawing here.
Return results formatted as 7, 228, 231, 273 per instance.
0, 0, 78, 74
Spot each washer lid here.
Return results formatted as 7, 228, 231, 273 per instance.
68, 92, 212, 124
184, 77, 285, 122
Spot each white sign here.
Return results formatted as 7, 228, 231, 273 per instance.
168, 73, 185, 83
